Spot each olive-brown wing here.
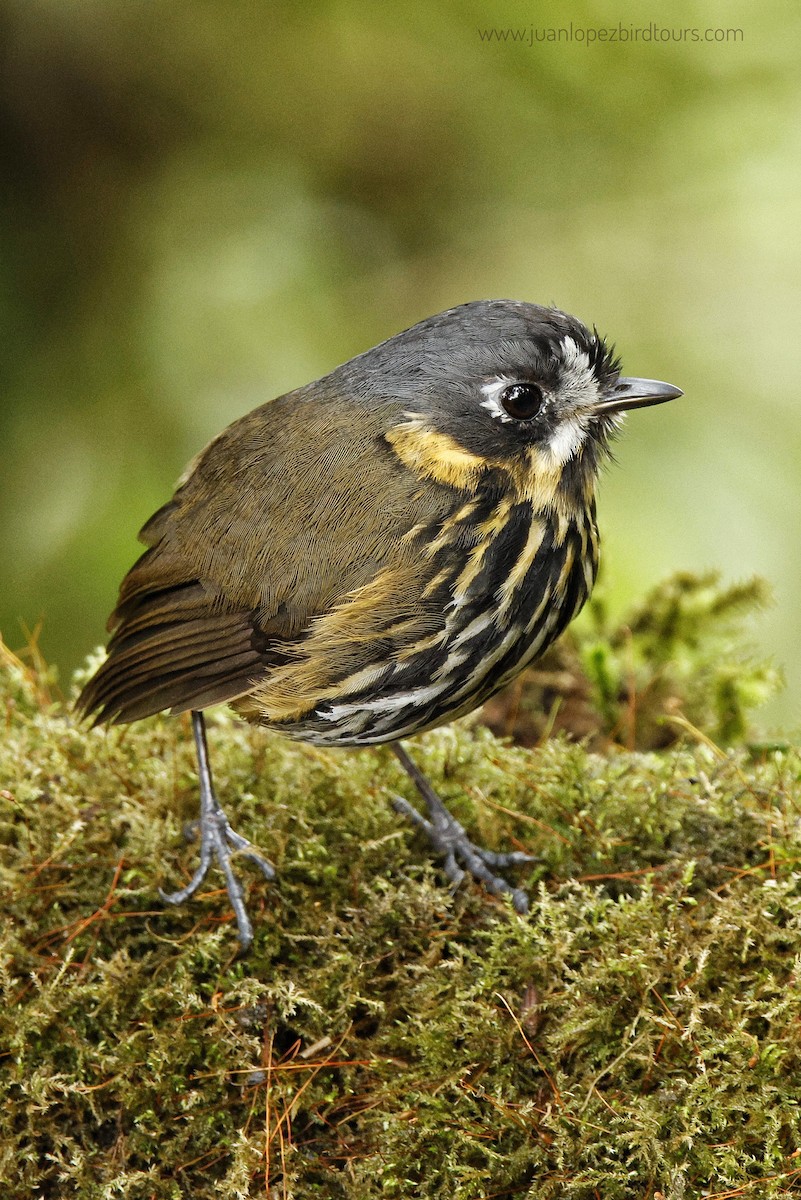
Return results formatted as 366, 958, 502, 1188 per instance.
77, 389, 453, 725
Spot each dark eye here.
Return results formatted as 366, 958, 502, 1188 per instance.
500, 383, 544, 421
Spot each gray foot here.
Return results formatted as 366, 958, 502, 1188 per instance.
392, 743, 533, 914
160, 711, 275, 951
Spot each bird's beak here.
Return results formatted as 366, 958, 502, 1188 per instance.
593, 377, 683, 415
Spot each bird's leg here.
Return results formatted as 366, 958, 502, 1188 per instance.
390, 743, 532, 914
159, 710, 276, 951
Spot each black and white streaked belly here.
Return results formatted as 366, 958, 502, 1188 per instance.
273, 495, 599, 748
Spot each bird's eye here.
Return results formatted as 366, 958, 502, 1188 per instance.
500, 383, 544, 421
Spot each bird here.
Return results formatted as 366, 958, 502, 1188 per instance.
77, 299, 682, 949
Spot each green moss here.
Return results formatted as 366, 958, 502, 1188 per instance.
1, 576, 800, 1198
486, 571, 783, 753
581, 571, 783, 748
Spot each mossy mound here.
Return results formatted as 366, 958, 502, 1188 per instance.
1, 574, 799, 1199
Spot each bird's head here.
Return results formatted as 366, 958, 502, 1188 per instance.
339, 300, 681, 510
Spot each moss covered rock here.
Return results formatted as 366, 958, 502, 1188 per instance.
1, 575, 799, 1198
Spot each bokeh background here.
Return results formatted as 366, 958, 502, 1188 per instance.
1, 0, 798, 729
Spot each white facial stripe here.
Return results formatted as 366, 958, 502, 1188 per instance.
560, 336, 591, 373
479, 377, 520, 424
547, 415, 588, 465
557, 336, 600, 404
479, 336, 604, 463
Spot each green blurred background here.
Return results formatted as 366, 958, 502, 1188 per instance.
1, 0, 798, 728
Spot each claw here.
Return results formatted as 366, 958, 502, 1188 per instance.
160, 711, 275, 951
391, 744, 533, 913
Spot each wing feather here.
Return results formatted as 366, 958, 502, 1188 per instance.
77, 388, 456, 726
